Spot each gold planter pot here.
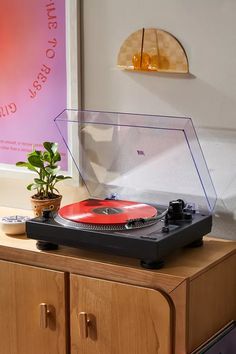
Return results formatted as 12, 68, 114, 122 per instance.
31, 195, 62, 217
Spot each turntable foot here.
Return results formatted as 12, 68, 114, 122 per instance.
187, 238, 204, 248
140, 259, 165, 269
36, 241, 58, 251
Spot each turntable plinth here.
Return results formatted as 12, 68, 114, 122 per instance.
0, 207, 236, 354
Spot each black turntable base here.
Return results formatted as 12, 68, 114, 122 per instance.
26, 198, 212, 269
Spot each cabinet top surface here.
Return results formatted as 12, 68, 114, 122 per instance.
0, 207, 235, 292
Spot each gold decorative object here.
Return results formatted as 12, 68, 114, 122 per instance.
79, 312, 91, 339
39, 303, 51, 329
117, 28, 189, 73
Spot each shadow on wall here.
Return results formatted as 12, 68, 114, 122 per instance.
124, 70, 236, 130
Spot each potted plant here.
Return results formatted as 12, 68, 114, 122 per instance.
16, 142, 71, 217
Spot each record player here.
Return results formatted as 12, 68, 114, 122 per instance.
26, 110, 217, 268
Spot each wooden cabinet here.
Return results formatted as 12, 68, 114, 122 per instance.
0, 260, 67, 354
70, 275, 173, 354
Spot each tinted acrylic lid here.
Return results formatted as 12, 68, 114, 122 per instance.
55, 110, 216, 213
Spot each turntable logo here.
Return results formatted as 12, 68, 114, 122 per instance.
137, 150, 145, 156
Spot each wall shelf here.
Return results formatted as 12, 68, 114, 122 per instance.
117, 28, 189, 74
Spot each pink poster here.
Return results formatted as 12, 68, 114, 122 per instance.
0, 0, 67, 167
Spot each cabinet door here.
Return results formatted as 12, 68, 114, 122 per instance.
0, 260, 67, 354
71, 275, 173, 354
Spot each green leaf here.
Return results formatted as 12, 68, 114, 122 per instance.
43, 151, 51, 162
45, 166, 59, 175
27, 183, 38, 190
55, 175, 71, 183
28, 150, 41, 158
53, 152, 61, 163
43, 142, 58, 156
28, 165, 39, 173
16, 161, 28, 167
28, 155, 44, 168
16, 161, 38, 173
34, 178, 46, 185
43, 142, 53, 153
55, 175, 67, 180
51, 142, 58, 154
34, 150, 42, 156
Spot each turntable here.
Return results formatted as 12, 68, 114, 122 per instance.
26, 110, 217, 268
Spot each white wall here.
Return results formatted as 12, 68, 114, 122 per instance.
82, 0, 236, 239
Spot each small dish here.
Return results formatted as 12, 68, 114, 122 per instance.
0, 215, 31, 235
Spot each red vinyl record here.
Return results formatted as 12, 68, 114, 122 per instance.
59, 199, 157, 225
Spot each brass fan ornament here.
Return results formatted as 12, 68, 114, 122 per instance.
117, 28, 189, 73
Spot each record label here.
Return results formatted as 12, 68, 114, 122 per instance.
59, 199, 157, 225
